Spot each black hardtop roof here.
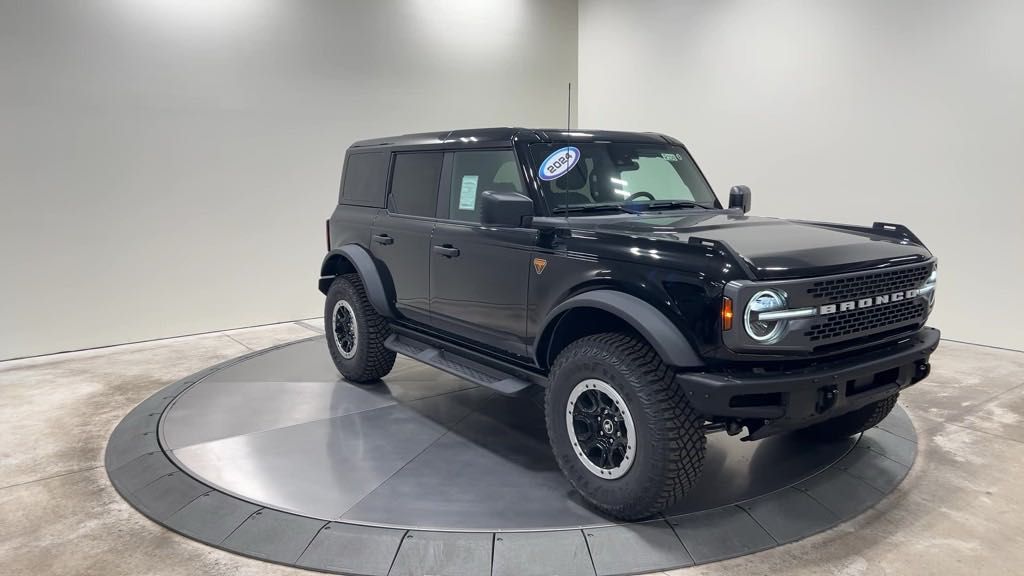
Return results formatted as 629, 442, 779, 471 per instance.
349, 127, 681, 150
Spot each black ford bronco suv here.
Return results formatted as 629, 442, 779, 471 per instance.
318, 128, 939, 520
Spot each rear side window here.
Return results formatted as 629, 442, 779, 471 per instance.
389, 152, 443, 217
340, 151, 389, 207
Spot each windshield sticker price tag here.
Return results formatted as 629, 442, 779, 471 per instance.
539, 146, 581, 181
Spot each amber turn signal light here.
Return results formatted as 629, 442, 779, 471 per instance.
721, 297, 733, 331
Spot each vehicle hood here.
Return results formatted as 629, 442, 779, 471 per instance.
564, 211, 932, 279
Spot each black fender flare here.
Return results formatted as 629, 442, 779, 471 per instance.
540, 290, 704, 369
318, 245, 395, 318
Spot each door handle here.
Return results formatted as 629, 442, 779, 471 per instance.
372, 234, 394, 246
432, 244, 460, 258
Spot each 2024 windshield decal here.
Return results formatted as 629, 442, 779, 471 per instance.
539, 146, 580, 181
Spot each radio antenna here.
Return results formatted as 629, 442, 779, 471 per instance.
566, 82, 572, 132
563, 82, 571, 223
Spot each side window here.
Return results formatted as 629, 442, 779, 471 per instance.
448, 150, 524, 223
340, 151, 389, 207
389, 152, 444, 217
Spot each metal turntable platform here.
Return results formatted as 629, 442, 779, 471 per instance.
107, 336, 918, 576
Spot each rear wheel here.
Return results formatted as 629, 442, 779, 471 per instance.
800, 393, 899, 441
324, 273, 396, 382
545, 332, 706, 520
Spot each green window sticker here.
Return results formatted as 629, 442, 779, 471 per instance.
459, 175, 478, 210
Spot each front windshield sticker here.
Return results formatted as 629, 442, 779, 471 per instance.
660, 152, 683, 161
538, 146, 580, 181
459, 175, 478, 210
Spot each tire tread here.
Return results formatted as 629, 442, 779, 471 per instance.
325, 273, 396, 382
547, 332, 706, 520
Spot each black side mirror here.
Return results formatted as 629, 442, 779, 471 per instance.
480, 190, 534, 228
729, 185, 751, 214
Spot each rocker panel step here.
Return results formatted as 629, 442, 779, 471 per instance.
384, 334, 533, 396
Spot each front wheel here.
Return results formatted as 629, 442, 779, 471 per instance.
324, 273, 396, 383
800, 393, 899, 441
545, 333, 707, 520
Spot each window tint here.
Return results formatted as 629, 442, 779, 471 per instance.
340, 151, 389, 206
619, 156, 695, 201
528, 143, 716, 209
389, 152, 443, 217
550, 157, 594, 205
448, 150, 524, 223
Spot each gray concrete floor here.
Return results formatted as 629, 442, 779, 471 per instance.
1, 323, 1022, 576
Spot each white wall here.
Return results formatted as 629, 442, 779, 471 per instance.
580, 0, 1024, 350
0, 0, 578, 360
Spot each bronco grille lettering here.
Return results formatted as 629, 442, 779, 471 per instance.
819, 289, 920, 316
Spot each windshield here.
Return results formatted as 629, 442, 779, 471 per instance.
529, 142, 718, 213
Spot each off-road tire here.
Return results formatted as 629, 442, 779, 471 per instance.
324, 273, 396, 383
801, 393, 899, 441
545, 332, 706, 520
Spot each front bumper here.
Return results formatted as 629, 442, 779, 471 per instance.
676, 327, 940, 440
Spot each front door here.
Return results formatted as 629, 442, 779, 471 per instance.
429, 149, 535, 356
370, 151, 443, 326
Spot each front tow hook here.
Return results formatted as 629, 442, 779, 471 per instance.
815, 385, 839, 414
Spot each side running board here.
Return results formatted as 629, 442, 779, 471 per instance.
384, 334, 534, 396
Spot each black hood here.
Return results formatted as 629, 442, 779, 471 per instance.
564, 211, 932, 280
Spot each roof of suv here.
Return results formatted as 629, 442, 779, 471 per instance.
350, 127, 680, 149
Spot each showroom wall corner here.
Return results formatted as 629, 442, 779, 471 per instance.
578, 0, 1024, 350
0, 0, 579, 360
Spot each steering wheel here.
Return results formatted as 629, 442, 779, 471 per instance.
625, 191, 655, 202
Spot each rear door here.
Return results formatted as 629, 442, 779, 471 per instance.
429, 149, 536, 356
370, 151, 443, 326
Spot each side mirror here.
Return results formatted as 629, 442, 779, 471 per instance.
480, 191, 534, 228
729, 185, 751, 214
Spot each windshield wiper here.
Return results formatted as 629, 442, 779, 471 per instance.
643, 200, 708, 210
561, 203, 641, 214
560, 201, 710, 215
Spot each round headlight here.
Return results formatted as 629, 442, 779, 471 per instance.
923, 265, 938, 306
744, 289, 787, 343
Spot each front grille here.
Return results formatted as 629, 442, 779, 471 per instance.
806, 264, 931, 303
804, 298, 927, 343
